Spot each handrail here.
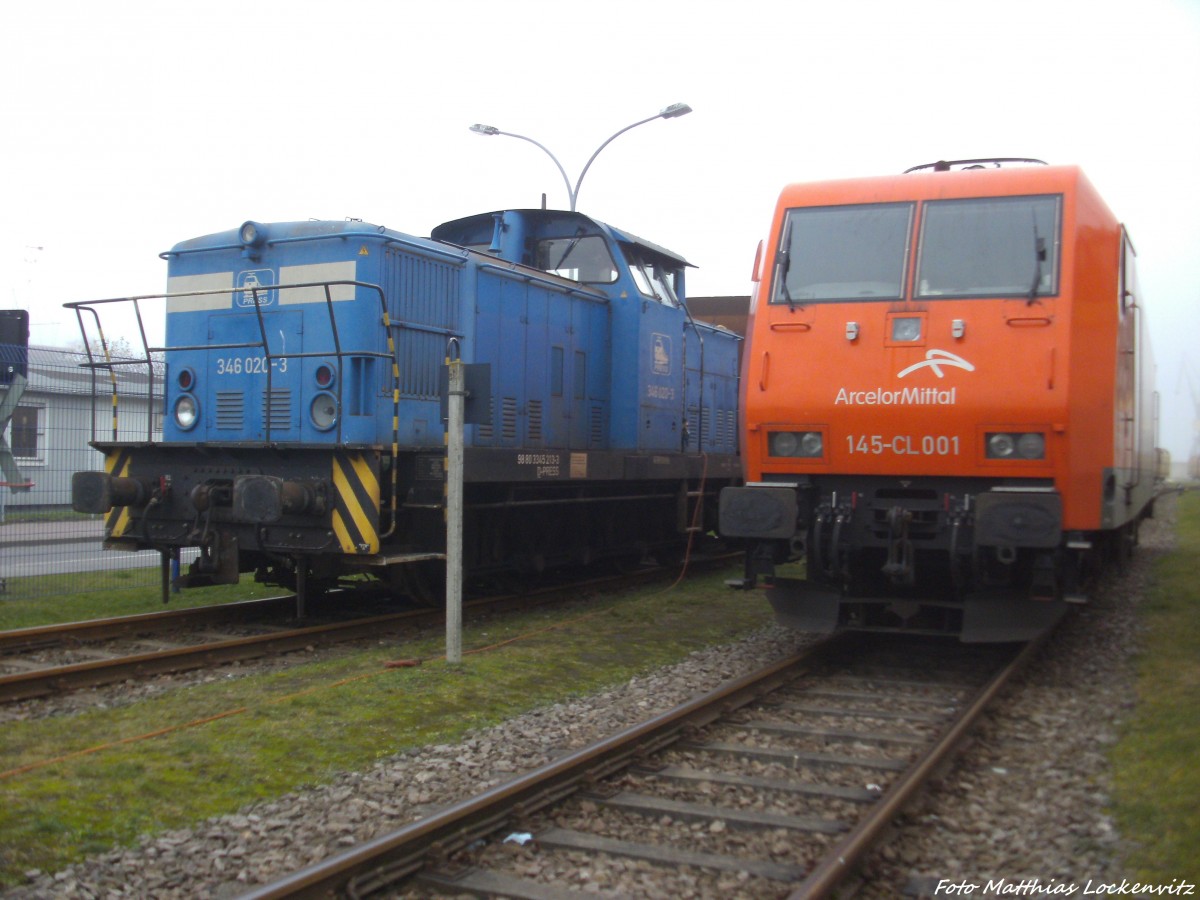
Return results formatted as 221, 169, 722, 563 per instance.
680, 299, 707, 453
64, 280, 408, 452
1125, 303, 1144, 493
70, 304, 125, 442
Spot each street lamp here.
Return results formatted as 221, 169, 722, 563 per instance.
468, 123, 574, 210
469, 103, 692, 212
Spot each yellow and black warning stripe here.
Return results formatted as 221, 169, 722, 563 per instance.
103, 448, 136, 538
380, 307, 401, 539
331, 450, 380, 554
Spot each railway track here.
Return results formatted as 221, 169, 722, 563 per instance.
0, 601, 431, 703
0, 559, 730, 704
0, 595, 301, 656
238, 629, 1047, 899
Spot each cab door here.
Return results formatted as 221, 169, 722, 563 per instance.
638, 298, 686, 453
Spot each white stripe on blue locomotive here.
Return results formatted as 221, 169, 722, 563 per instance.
165, 261, 357, 311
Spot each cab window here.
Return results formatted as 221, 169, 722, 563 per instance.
915, 195, 1061, 299
625, 248, 681, 307
534, 236, 619, 283
771, 202, 913, 304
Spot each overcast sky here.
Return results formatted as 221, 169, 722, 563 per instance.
3, 0, 1198, 458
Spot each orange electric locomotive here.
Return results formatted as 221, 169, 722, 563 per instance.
719, 159, 1164, 641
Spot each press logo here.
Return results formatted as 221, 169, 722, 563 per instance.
897, 349, 975, 379
236, 269, 276, 307
652, 333, 671, 376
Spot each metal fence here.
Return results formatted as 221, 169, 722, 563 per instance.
0, 346, 168, 603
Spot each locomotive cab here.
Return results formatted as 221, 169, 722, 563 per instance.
432, 209, 737, 454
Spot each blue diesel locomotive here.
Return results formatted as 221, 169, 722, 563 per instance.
69, 209, 741, 606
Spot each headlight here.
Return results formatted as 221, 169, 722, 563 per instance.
1016, 433, 1046, 459
891, 316, 922, 342
769, 431, 823, 458
987, 433, 1015, 457
800, 432, 823, 456
310, 392, 338, 431
174, 394, 199, 430
986, 432, 1045, 460
239, 221, 266, 246
771, 432, 798, 457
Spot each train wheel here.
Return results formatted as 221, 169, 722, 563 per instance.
392, 560, 446, 606
1101, 522, 1138, 573
293, 559, 333, 619
1118, 521, 1139, 568
611, 544, 653, 574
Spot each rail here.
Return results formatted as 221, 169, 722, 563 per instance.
236, 628, 1045, 899
0, 559, 731, 703
788, 627, 1051, 897
237, 640, 835, 900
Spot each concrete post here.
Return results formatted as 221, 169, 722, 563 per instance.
445, 357, 465, 664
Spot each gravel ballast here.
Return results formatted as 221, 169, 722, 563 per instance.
856, 500, 1176, 898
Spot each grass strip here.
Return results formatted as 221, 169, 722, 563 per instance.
0, 576, 275, 630
0, 567, 771, 884
1110, 489, 1200, 879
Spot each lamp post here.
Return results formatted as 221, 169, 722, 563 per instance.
469, 103, 692, 212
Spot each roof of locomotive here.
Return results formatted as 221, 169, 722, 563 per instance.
162, 218, 400, 258
162, 209, 693, 271
768, 164, 1121, 255
774, 164, 1102, 210
431, 209, 692, 268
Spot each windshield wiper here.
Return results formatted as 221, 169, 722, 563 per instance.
775, 221, 798, 312
1028, 215, 1046, 306
553, 227, 586, 271
639, 260, 663, 302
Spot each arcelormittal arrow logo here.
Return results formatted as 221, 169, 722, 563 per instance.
897, 349, 975, 379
